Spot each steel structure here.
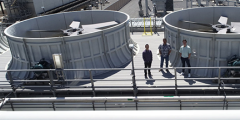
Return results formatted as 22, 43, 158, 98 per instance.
163, 7, 240, 77
3, 0, 31, 21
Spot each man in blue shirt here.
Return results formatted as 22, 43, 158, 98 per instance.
142, 44, 153, 77
158, 38, 172, 72
179, 39, 192, 77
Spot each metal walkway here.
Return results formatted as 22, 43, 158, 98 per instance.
0, 33, 239, 98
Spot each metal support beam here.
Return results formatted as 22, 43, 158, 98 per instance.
218, 68, 221, 95
7, 71, 13, 85
10, 102, 14, 111
89, 70, 96, 97
104, 100, 107, 110
52, 103, 56, 111
92, 102, 95, 111
180, 100, 182, 110
131, 48, 137, 96
174, 68, 178, 96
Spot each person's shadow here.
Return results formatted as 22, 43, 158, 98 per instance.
161, 70, 175, 78
184, 75, 196, 85
146, 75, 155, 85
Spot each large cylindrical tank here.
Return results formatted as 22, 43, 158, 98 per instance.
163, 7, 240, 77
4, 10, 136, 79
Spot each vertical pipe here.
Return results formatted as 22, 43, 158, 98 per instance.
144, 18, 146, 34
150, 17, 152, 35
145, 0, 149, 17
186, 0, 189, 8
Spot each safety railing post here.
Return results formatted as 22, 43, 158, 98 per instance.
7, 71, 17, 97
89, 70, 96, 97
48, 70, 56, 97
190, 0, 193, 8
130, 47, 137, 96
48, 71, 54, 86
174, 68, 178, 96
218, 68, 221, 95
7, 71, 13, 86
131, 19, 133, 35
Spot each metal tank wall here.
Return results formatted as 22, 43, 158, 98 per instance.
4, 11, 134, 79
163, 7, 240, 77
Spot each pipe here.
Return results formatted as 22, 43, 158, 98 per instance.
0, 2, 4, 15
7, 96, 240, 103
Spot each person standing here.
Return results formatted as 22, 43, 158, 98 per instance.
142, 44, 153, 77
158, 38, 172, 72
179, 39, 192, 77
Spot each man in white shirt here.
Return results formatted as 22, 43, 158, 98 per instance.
179, 40, 191, 77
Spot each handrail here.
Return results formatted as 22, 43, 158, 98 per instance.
6, 96, 240, 103
0, 66, 240, 72
0, 66, 239, 98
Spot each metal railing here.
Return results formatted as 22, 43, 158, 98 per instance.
1, 66, 240, 97
1, 96, 240, 111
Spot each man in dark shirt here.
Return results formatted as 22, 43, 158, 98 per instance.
142, 44, 153, 77
158, 38, 171, 72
